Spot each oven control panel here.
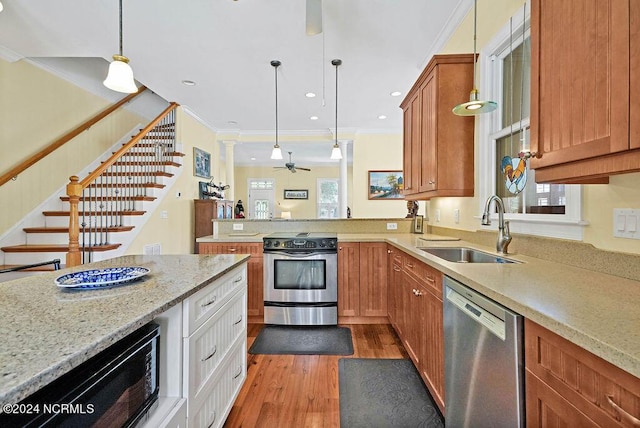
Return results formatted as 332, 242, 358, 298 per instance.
263, 238, 337, 250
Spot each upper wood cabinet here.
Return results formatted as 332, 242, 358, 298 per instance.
400, 54, 475, 199
530, 0, 640, 183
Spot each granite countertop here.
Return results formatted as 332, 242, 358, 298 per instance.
0, 254, 250, 406
198, 231, 640, 378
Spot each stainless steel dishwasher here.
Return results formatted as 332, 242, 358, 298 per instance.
443, 276, 524, 427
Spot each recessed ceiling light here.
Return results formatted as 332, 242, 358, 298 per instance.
182, 80, 196, 86
390, 91, 401, 97
310, 116, 319, 120
250, 157, 256, 161
305, 92, 316, 98
378, 115, 387, 120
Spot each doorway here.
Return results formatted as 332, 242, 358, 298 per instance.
247, 178, 275, 219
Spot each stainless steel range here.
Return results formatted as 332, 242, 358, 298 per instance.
263, 232, 338, 325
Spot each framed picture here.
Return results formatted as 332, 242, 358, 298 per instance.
412, 215, 424, 234
368, 170, 404, 200
193, 147, 211, 178
284, 189, 308, 200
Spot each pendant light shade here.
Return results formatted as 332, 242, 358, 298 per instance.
452, 0, 496, 116
331, 59, 343, 160
104, 0, 138, 94
270, 60, 283, 160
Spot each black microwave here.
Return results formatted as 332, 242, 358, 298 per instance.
1, 322, 160, 427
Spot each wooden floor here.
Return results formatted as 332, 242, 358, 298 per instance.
223, 323, 410, 428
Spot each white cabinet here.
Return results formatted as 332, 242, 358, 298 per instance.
183, 265, 247, 428
147, 263, 248, 428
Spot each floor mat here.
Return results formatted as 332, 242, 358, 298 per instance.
339, 358, 444, 428
248, 325, 354, 355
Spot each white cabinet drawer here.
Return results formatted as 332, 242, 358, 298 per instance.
183, 265, 247, 336
189, 338, 247, 428
184, 289, 246, 403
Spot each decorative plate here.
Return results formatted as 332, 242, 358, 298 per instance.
55, 266, 150, 290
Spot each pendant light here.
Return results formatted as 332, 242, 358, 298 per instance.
330, 59, 343, 160
452, 0, 497, 116
104, 0, 138, 93
270, 60, 283, 160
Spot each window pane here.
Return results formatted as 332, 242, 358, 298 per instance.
502, 38, 531, 127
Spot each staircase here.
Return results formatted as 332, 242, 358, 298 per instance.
0, 104, 182, 272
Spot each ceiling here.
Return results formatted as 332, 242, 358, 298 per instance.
0, 0, 471, 166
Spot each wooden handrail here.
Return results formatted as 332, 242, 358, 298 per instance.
0, 86, 147, 187
79, 102, 178, 188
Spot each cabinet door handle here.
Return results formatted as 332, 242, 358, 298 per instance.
387, 249, 392, 254
406, 263, 414, 268
393, 266, 401, 272
233, 276, 244, 283
428, 180, 436, 185
234, 315, 243, 325
229, 248, 236, 252
206, 411, 217, 428
233, 366, 243, 379
201, 296, 217, 307
606, 395, 640, 426
201, 345, 217, 362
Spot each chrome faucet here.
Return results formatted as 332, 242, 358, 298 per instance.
481, 195, 512, 254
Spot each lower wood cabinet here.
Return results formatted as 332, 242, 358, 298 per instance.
387, 246, 445, 414
337, 242, 388, 322
197, 242, 264, 322
525, 319, 640, 427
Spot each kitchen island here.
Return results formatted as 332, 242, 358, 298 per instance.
0, 253, 250, 407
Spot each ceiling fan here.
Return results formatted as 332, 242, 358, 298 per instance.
275, 152, 311, 173
306, 0, 322, 35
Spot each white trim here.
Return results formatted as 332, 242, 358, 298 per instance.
0, 45, 23, 62
477, 4, 585, 241
418, 0, 474, 70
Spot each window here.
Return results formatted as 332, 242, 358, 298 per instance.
317, 179, 339, 219
477, 5, 584, 240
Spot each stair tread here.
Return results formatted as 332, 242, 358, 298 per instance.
113, 161, 182, 167
87, 183, 165, 188
43, 210, 145, 216
99, 171, 174, 177
23, 226, 135, 233
1, 244, 121, 252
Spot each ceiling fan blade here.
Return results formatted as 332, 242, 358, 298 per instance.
297, 167, 312, 171
306, 0, 322, 36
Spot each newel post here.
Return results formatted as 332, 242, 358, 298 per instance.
66, 175, 82, 267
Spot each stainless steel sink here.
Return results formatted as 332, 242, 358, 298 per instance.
419, 247, 520, 264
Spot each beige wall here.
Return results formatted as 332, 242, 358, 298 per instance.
429, 0, 640, 255
0, 58, 146, 235
126, 108, 224, 255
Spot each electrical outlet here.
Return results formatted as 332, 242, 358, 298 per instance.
454, 209, 460, 224
160, 210, 168, 219
386, 222, 398, 230
233, 223, 244, 231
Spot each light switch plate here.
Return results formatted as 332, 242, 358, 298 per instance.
613, 208, 640, 240
386, 222, 398, 230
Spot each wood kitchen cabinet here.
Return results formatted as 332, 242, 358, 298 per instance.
193, 199, 234, 252
198, 242, 264, 322
525, 319, 640, 427
387, 245, 403, 336
337, 242, 388, 322
400, 54, 475, 199
401, 252, 445, 414
530, 0, 640, 183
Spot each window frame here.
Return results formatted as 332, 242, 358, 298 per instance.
477, 4, 586, 240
